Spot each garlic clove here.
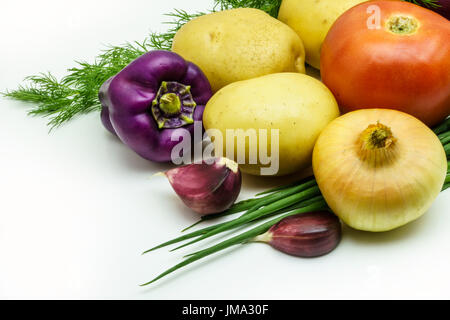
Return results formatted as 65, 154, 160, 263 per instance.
165, 157, 242, 215
255, 211, 341, 257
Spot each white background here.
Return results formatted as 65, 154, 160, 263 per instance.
0, 0, 449, 300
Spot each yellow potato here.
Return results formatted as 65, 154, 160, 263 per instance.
278, 0, 367, 69
172, 8, 306, 92
203, 73, 340, 176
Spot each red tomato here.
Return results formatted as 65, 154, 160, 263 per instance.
321, 0, 450, 127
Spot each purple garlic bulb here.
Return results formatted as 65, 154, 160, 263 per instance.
165, 158, 242, 215
256, 211, 342, 257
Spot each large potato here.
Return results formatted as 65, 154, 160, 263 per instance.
203, 73, 339, 176
278, 0, 367, 69
172, 8, 306, 92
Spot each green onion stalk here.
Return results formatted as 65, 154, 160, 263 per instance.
142, 117, 450, 286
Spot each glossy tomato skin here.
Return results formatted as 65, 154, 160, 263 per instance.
321, 1, 450, 127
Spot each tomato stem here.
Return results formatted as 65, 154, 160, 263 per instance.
386, 15, 419, 35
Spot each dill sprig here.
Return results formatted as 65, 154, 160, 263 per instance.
215, 0, 282, 17
2, 0, 282, 129
407, 0, 441, 9
150, 9, 209, 50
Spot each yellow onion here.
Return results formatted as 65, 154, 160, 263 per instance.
312, 109, 447, 232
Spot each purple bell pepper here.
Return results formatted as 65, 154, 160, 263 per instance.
99, 50, 212, 162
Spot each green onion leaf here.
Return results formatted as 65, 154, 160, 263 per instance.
141, 200, 327, 286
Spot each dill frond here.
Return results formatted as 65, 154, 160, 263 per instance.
214, 0, 282, 17
407, 0, 441, 9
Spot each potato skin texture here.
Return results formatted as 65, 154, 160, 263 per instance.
321, 0, 450, 127
203, 73, 340, 176
278, 0, 367, 69
172, 8, 306, 92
